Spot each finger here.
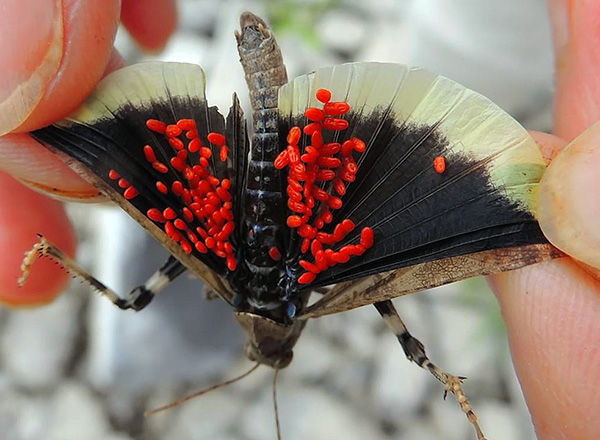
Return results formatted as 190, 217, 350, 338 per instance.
121, 0, 177, 51
489, 260, 600, 440
548, 0, 600, 140
528, 130, 567, 164
0, 49, 124, 201
0, 133, 101, 200
0, 171, 76, 306
537, 120, 600, 272
0, 0, 121, 135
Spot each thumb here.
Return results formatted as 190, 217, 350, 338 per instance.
538, 120, 600, 275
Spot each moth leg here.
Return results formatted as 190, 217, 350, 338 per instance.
19, 234, 186, 311
374, 300, 487, 440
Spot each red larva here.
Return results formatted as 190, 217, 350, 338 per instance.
269, 247, 282, 261
152, 161, 169, 174
123, 187, 138, 200
315, 88, 331, 103
360, 227, 374, 248
323, 118, 349, 131
182, 208, 194, 222
298, 272, 316, 284
156, 182, 168, 194
169, 138, 184, 151
163, 208, 177, 220
299, 260, 320, 273
143, 145, 157, 163
188, 138, 201, 153
287, 126, 301, 144
207, 132, 226, 147
323, 102, 350, 115
171, 181, 184, 196
147, 208, 165, 222
195, 241, 207, 253
108, 169, 120, 180
180, 239, 192, 254
176, 119, 195, 131
165, 124, 182, 137
304, 107, 324, 122
146, 119, 166, 134
433, 156, 446, 173
352, 137, 366, 153
287, 216, 303, 228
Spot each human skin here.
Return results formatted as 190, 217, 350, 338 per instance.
487, 2, 600, 439
0, 0, 176, 305
0, 0, 598, 438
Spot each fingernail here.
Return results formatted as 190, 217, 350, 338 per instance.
0, 0, 63, 135
538, 120, 600, 270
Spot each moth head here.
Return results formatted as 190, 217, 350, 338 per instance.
234, 312, 306, 369
236, 11, 272, 50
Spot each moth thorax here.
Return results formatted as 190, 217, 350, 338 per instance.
234, 312, 306, 369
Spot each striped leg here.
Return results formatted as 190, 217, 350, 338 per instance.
374, 300, 487, 440
19, 234, 186, 311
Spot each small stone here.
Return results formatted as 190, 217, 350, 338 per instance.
1, 291, 81, 388
371, 335, 429, 421
242, 385, 387, 440
161, 390, 245, 440
317, 11, 367, 54
0, 385, 49, 440
47, 381, 111, 440
475, 401, 531, 440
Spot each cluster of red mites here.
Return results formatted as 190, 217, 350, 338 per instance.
110, 118, 236, 271
274, 88, 374, 284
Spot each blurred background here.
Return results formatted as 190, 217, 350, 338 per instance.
0, 0, 554, 439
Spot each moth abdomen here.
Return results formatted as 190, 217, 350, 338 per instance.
230, 12, 292, 312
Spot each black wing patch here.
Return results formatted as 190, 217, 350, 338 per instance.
276, 63, 548, 288
31, 63, 248, 278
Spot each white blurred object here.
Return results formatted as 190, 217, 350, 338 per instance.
362, 0, 553, 128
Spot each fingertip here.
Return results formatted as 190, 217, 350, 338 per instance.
489, 260, 600, 439
4, 0, 121, 134
121, 0, 177, 51
0, 133, 101, 200
0, 172, 76, 306
538, 120, 600, 271
528, 130, 567, 164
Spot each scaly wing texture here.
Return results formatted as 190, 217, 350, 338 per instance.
277, 62, 551, 290
31, 62, 249, 302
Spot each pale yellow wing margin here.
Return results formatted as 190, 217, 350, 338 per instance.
278, 62, 544, 216
299, 244, 562, 319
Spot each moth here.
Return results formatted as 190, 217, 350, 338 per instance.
20, 11, 561, 440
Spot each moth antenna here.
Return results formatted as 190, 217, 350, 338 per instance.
273, 368, 282, 440
144, 363, 260, 416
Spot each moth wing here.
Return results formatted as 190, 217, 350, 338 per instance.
31, 62, 247, 303
300, 243, 561, 318
278, 62, 554, 292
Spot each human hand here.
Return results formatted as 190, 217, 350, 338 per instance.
488, 1, 600, 439
0, 0, 176, 306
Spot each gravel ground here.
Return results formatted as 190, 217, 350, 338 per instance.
1, 1, 554, 439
